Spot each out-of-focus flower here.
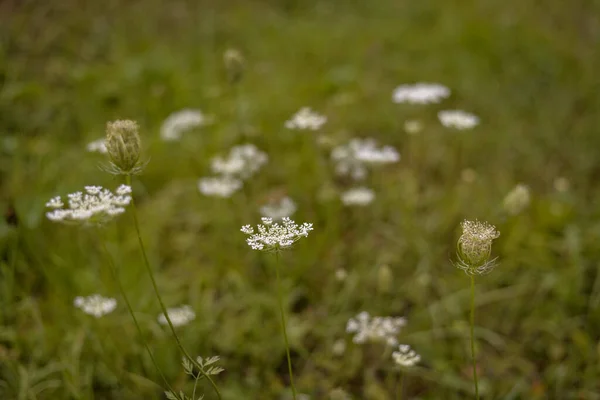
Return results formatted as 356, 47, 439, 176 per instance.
331, 138, 399, 181
392, 344, 421, 367
260, 196, 297, 220
74, 294, 117, 318
210, 144, 268, 179
158, 305, 196, 327
86, 138, 107, 153
438, 110, 479, 130
161, 109, 208, 141
503, 184, 531, 215
241, 217, 313, 251
346, 311, 406, 347
392, 83, 450, 104
340, 187, 375, 206
335, 268, 348, 282
198, 176, 242, 198
285, 107, 327, 130
461, 168, 477, 183
332, 339, 346, 356
554, 177, 570, 193
404, 120, 423, 135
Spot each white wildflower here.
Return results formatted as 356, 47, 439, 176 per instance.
346, 311, 406, 347
240, 217, 313, 251
259, 196, 297, 220
86, 138, 107, 153
160, 109, 208, 141
198, 176, 242, 197
74, 294, 117, 318
285, 107, 327, 130
331, 138, 399, 180
438, 110, 479, 130
332, 339, 347, 356
158, 305, 196, 327
210, 144, 268, 179
45, 185, 132, 225
554, 177, 569, 193
335, 268, 348, 282
340, 187, 375, 206
503, 184, 531, 215
392, 344, 421, 367
404, 120, 423, 135
392, 83, 450, 104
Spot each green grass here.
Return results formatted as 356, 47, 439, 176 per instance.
2, 0, 600, 398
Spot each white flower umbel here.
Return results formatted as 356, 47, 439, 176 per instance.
438, 110, 479, 130
260, 196, 297, 220
240, 217, 313, 251
210, 144, 268, 179
346, 311, 406, 347
158, 305, 196, 327
340, 187, 375, 206
331, 138, 399, 181
86, 138, 107, 153
392, 83, 450, 104
45, 185, 132, 225
74, 294, 117, 318
198, 176, 243, 198
161, 109, 208, 141
392, 344, 421, 367
285, 107, 327, 130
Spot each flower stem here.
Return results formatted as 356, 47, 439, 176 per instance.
470, 275, 479, 400
125, 175, 222, 399
397, 371, 404, 400
97, 231, 173, 393
275, 252, 297, 400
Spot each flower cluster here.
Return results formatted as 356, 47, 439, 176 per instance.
240, 217, 313, 251
438, 110, 479, 130
392, 344, 421, 367
45, 185, 132, 225
392, 83, 450, 104
259, 196, 297, 220
158, 305, 196, 327
456, 219, 500, 275
86, 138, 107, 153
74, 294, 117, 318
285, 107, 327, 130
161, 109, 209, 141
331, 138, 400, 181
346, 311, 407, 347
503, 184, 531, 215
198, 177, 242, 198
340, 187, 375, 206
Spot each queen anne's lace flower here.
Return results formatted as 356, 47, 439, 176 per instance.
198, 176, 242, 198
74, 294, 117, 318
158, 305, 196, 327
331, 138, 399, 181
285, 107, 327, 130
340, 187, 375, 206
260, 196, 297, 220
45, 185, 132, 225
392, 344, 421, 367
241, 217, 313, 251
455, 219, 500, 275
161, 109, 208, 141
210, 144, 268, 179
346, 311, 406, 346
86, 138, 107, 153
392, 83, 450, 104
438, 110, 479, 130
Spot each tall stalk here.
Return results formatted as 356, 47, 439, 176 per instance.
275, 252, 297, 400
125, 175, 222, 399
470, 275, 479, 400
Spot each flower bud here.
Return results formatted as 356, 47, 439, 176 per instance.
105, 120, 141, 175
223, 49, 245, 84
456, 219, 500, 275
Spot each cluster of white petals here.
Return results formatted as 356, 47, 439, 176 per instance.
438, 110, 479, 130
346, 311, 406, 346
285, 107, 327, 130
259, 196, 297, 220
45, 185, 132, 225
86, 138, 107, 153
241, 217, 313, 251
331, 138, 400, 181
392, 83, 450, 104
392, 344, 421, 367
161, 109, 209, 141
158, 305, 196, 327
198, 177, 243, 198
340, 187, 375, 206
74, 294, 117, 318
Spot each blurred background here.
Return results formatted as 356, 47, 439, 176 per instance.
1, 0, 600, 399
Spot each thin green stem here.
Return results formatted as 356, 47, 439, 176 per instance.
125, 175, 222, 400
275, 252, 297, 400
97, 231, 172, 392
397, 371, 404, 400
470, 275, 479, 400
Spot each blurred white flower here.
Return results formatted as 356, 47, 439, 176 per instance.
241, 217, 313, 251
404, 120, 423, 135
74, 294, 117, 318
461, 168, 477, 183
158, 305, 196, 327
211, 144, 268, 179
392, 83, 450, 104
340, 187, 375, 206
86, 138, 107, 153
45, 185, 132, 225
392, 344, 421, 367
554, 177, 570, 193
161, 109, 208, 141
260, 196, 297, 220
346, 311, 406, 347
331, 138, 399, 180
285, 107, 327, 130
438, 110, 479, 130
198, 176, 242, 197
332, 339, 347, 356
335, 268, 348, 281
503, 184, 531, 215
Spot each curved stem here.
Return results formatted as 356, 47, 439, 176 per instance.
97, 231, 172, 392
470, 275, 479, 400
275, 252, 297, 400
125, 175, 222, 399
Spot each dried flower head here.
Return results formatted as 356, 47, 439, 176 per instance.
259, 196, 297, 220
285, 107, 327, 130
503, 184, 531, 215
392, 83, 450, 104
240, 217, 313, 251
455, 219, 500, 275
392, 344, 421, 367
158, 305, 196, 327
45, 185, 132, 226
161, 109, 209, 141
340, 187, 375, 206
438, 110, 479, 130
346, 311, 406, 347
74, 294, 117, 318
198, 176, 243, 198
105, 120, 143, 175
86, 138, 107, 153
